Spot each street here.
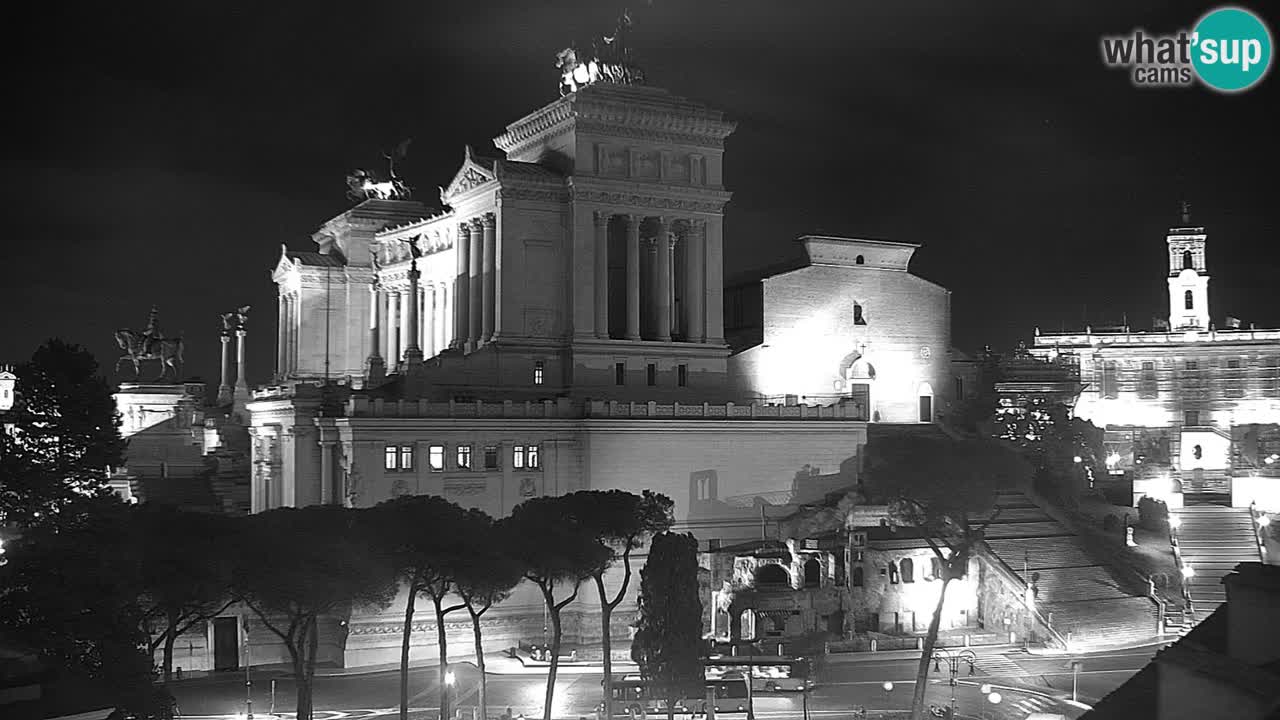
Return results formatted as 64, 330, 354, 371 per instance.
167, 643, 1166, 720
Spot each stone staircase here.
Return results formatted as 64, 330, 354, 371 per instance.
979, 492, 1160, 650
1172, 505, 1262, 623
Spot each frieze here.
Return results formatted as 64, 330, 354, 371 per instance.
571, 189, 728, 214
496, 187, 568, 204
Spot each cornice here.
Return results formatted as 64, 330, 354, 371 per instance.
493, 100, 575, 153
570, 187, 731, 214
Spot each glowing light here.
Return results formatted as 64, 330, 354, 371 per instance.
882, 681, 894, 692
1106, 452, 1121, 467
1169, 515, 1182, 530
987, 692, 1002, 705
1182, 565, 1195, 579
979, 684, 992, 695
445, 670, 456, 686
1073, 456, 1083, 464
1258, 514, 1271, 527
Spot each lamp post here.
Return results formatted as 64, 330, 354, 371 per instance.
931, 648, 977, 717
881, 681, 893, 711
445, 668, 456, 720
1070, 660, 1083, 702
978, 685, 991, 720
986, 691, 1001, 719
244, 618, 253, 720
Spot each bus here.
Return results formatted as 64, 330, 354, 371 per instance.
608, 674, 751, 718
704, 656, 813, 692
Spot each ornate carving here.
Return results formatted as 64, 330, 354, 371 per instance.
571, 189, 728, 214
456, 167, 492, 194
445, 481, 486, 497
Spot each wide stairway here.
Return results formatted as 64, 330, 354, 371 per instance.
1173, 505, 1261, 623
981, 492, 1159, 650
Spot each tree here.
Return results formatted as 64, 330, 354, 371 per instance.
504, 496, 610, 720
631, 532, 704, 720
567, 490, 674, 719
455, 513, 524, 720
0, 339, 125, 527
863, 433, 1030, 720
997, 400, 1102, 506
0, 494, 156, 711
234, 506, 396, 720
132, 504, 239, 684
368, 495, 475, 720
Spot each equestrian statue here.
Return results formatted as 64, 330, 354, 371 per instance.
115, 306, 185, 381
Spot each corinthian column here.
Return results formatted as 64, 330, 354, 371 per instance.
594, 211, 609, 338
686, 220, 706, 343
705, 215, 725, 345
454, 224, 470, 350
387, 291, 401, 365
366, 283, 385, 383
218, 332, 232, 405
424, 285, 436, 358
481, 213, 496, 343
656, 217, 672, 341
625, 215, 641, 341
276, 295, 287, 379
398, 288, 413, 364
469, 218, 483, 349
404, 261, 423, 367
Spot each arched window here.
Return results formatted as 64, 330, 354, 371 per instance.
855, 255, 865, 265
755, 564, 789, 587
852, 566, 864, 587
1185, 290, 1194, 310
803, 558, 821, 588
853, 304, 867, 325
900, 558, 915, 583
1183, 250, 1194, 270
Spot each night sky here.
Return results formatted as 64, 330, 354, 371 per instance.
6, 0, 1278, 389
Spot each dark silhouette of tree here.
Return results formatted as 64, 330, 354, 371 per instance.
233, 506, 396, 720
504, 495, 610, 720
631, 532, 704, 720
0, 494, 155, 712
567, 490, 674, 719
0, 339, 125, 527
368, 495, 475, 720
455, 512, 524, 720
862, 434, 1030, 720
133, 504, 239, 684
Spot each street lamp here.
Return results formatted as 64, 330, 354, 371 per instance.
1182, 564, 1196, 579
931, 648, 977, 717
986, 691, 1001, 719
445, 668, 456, 719
881, 681, 894, 710
243, 618, 253, 720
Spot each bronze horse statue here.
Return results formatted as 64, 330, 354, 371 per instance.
115, 330, 184, 381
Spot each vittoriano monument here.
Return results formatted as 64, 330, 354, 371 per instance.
556, 8, 646, 95
346, 139, 414, 202
115, 306, 185, 381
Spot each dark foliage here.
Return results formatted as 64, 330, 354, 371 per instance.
632, 532, 704, 720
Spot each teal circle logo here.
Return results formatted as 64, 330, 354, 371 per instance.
1192, 7, 1273, 92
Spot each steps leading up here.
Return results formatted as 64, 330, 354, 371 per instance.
1173, 505, 1262, 623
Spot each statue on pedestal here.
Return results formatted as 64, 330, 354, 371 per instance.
346, 139, 414, 202
115, 306, 185, 381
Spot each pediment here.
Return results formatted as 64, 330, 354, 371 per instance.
271, 245, 298, 282
441, 146, 497, 203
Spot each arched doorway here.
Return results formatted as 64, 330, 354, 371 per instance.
755, 564, 789, 587
845, 357, 876, 421
917, 381, 934, 423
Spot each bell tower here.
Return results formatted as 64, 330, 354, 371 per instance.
1167, 201, 1210, 331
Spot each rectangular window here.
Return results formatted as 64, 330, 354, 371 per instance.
1102, 361, 1118, 399
1139, 361, 1158, 399
527, 444, 540, 469
514, 445, 526, 469
385, 445, 398, 471
1185, 360, 1198, 371
615, 362, 626, 386
647, 363, 657, 386
399, 445, 414, 471
484, 445, 499, 470
1184, 410, 1200, 427
954, 376, 964, 399
1227, 358, 1241, 369
456, 445, 472, 470
534, 360, 545, 385
428, 445, 445, 472
678, 364, 688, 387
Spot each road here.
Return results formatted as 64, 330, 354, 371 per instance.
169, 643, 1166, 720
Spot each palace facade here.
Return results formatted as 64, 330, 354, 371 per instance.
1031, 212, 1280, 508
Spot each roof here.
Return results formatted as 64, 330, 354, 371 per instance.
497, 159, 563, 181
287, 251, 345, 268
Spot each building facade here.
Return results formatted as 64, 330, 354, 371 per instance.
1032, 213, 1280, 508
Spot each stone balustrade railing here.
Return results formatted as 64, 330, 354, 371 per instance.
1035, 327, 1280, 347
583, 399, 868, 420
346, 397, 573, 418
336, 397, 871, 420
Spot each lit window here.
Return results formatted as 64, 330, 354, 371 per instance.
647, 364, 656, 386
534, 360, 545, 385
456, 445, 472, 470
428, 445, 445, 472
484, 445, 499, 470
385, 445, 398, 471
514, 445, 525, 469
528, 444, 540, 469
399, 445, 414, 471
678, 364, 688, 387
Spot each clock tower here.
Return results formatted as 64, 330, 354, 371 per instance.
1167, 202, 1210, 331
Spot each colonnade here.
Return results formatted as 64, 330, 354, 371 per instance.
369, 281, 453, 366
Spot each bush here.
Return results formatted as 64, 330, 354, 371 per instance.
1138, 497, 1169, 530
1103, 514, 1119, 533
